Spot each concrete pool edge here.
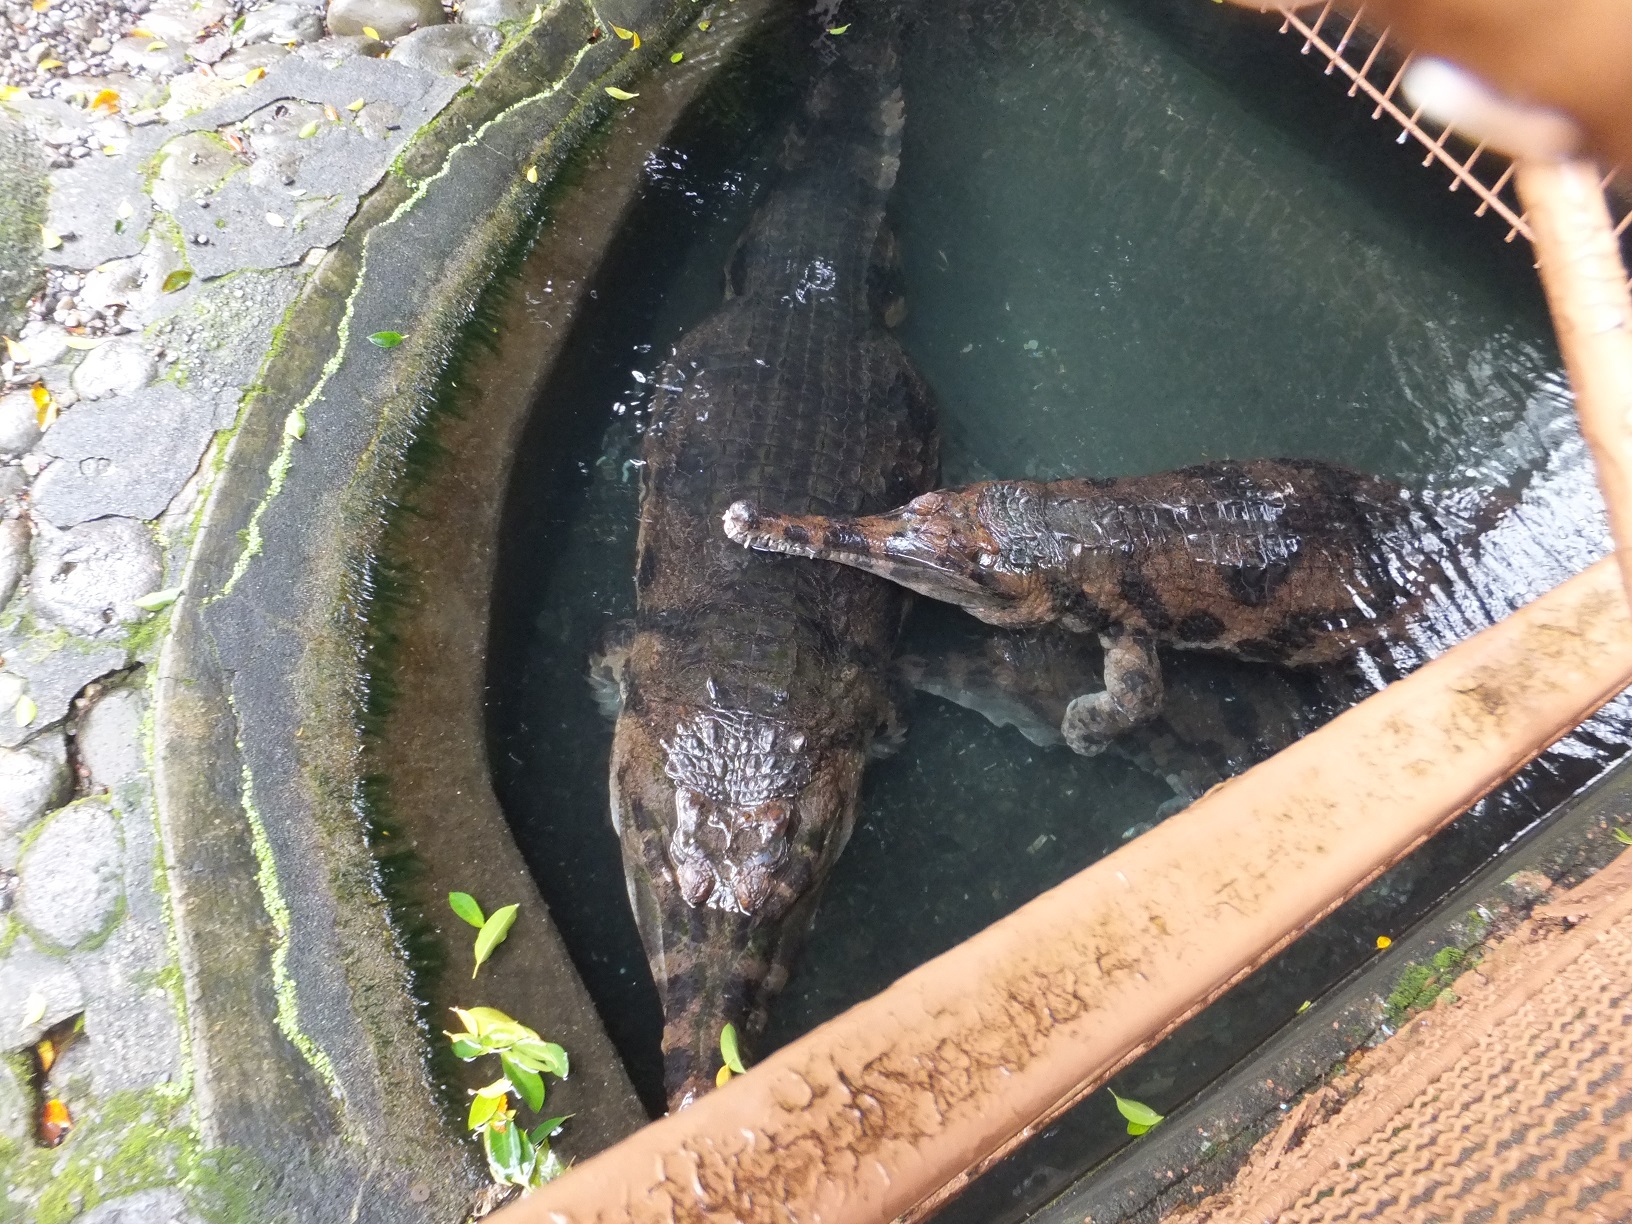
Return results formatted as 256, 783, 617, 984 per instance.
149, 1, 718, 1216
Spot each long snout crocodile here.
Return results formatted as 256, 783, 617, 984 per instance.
726, 459, 1493, 754
603, 4, 937, 1110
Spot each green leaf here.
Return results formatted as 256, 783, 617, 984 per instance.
297, 119, 318, 138
468, 1090, 502, 1130
367, 330, 404, 349
669, 51, 682, 62
1614, 826, 1632, 845
826, 23, 849, 33
448, 1037, 483, 1060
529, 1115, 570, 1144
134, 587, 180, 611
283, 407, 306, 439
1126, 1121, 1152, 1136
719, 1022, 746, 1075
512, 1039, 569, 1078
1108, 1089, 1163, 1130
483, 1113, 525, 1181
459, 1006, 524, 1037
160, 268, 191, 293
448, 891, 485, 928
501, 1053, 546, 1113
473, 904, 519, 976
604, 86, 639, 101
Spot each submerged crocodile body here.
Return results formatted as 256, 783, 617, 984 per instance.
605, 4, 937, 1110
727, 459, 1486, 753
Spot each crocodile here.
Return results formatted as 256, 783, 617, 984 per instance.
603, 2, 937, 1111
725, 458, 1486, 754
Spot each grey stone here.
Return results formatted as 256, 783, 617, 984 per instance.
80, 258, 143, 311
0, 731, 67, 867
51, 989, 183, 1100
175, 55, 460, 279
42, 127, 164, 272
78, 685, 146, 790
0, 467, 25, 504
17, 796, 124, 950
16, 324, 71, 369
0, 937, 85, 1044
29, 517, 161, 637
327, 0, 445, 39
457, 0, 533, 23
299, 33, 389, 59
150, 132, 242, 214
0, 391, 43, 454
0, 517, 30, 611
388, 22, 501, 74
33, 384, 216, 527
0, 1059, 26, 1147
0, 634, 127, 751
70, 338, 155, 402
75, 1189, 203, 1224
242, 3, 326, 45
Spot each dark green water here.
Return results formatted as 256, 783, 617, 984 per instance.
486, 0, 1628, 1216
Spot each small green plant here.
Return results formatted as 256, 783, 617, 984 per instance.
1612, 825, 1632, 846
1108, 1088, 1163, 1136
449, 891, 519, 977
1385, 946, 1468, 1026
716, 1022, 747, 1087
445, 1006, 571, 1190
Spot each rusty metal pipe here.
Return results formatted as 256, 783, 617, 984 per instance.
1515, 158, 1632, 610
500, 558, 1632, 1224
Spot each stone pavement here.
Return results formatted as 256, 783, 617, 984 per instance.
1176, 848, 1632, 1224
0, 0, 680, 1216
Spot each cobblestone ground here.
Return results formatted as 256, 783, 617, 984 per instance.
0, 0, 541, 1213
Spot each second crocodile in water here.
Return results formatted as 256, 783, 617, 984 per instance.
726, 459, 1493, 754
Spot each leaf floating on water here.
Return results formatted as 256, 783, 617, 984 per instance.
297, 119, 318, 138
283, 407, 306, 439
472, 903, 519, 976
669, 50, 682, 62
826, 23, 849, 33
22, 991, 45, 1028
524, 164, 538, 183
367, 330, 404, 349
134, 587, 180, 612
604, 86, 639, 100
346, 97, 365, 111
1108, 1088, 1163, 1135
14, 694, 36, 727
448, 891, 486, 928
160, 268, 191, 293
39, 226, 62, 250
719, 1022, 746, 1074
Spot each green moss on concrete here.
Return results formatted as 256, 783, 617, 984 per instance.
0, 115, 47, 336
1384, 945, 1471, 1027
0, 1084, 272, 1224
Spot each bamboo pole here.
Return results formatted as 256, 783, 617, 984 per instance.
1516, 159, 1632, 609
499, 558, 1632, 1224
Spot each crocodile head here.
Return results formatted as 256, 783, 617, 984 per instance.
723, 486, 1055, 626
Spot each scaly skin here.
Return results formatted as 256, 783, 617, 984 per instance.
608, 3, 938, 1111
726, 459, 1478, 754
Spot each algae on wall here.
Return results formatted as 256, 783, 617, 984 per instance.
0, 116, 46, 337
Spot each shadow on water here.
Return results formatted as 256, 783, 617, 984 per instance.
487, 0, 1629, 1208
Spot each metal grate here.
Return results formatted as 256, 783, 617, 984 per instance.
1276, 3, 1632, 252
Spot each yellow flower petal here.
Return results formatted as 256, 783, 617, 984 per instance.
1375, 935, 1392, 950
